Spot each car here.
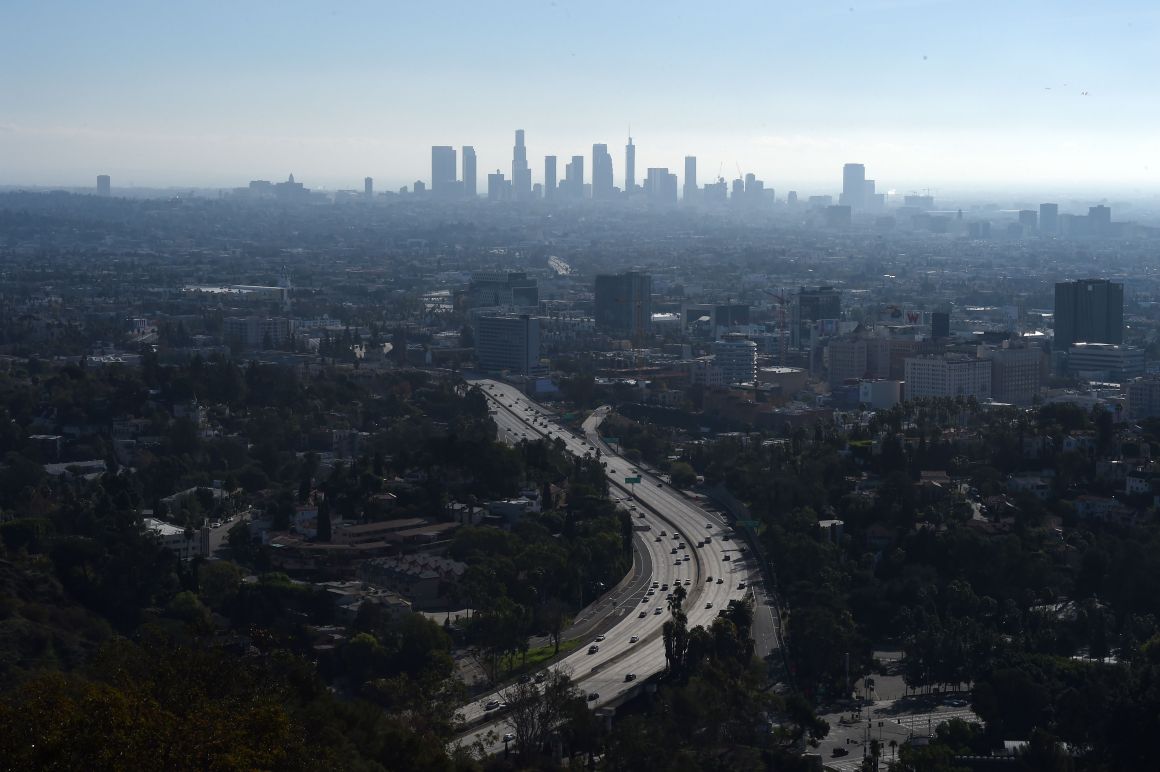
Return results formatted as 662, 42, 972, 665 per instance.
654, 607, 662, 615
661, 583, 668, 590
587, 644, 599, 654
705, 523, 713, 528
832, 747, 849, 758
678, 542, 685, 549
674, 560, 683, 566
610, 469, 616, 473
638, 610, 647, 618
642, 597, 649, 604
485, 699, 501, 711
502, 733, 515, 743
683, 555, 690, 561
716, 578, 724, 584
706, 575, 713, 582
738, 582, 747, 589
657, 482, 663, 487
652, 581, 659, 587
594, 634, 605, 642
947, 698, 968, 707
587, 692, 599, 701
671, 548, 678, 555
722, 534, 731, 541
647, 588, 656, 595
630, 635, 639, 643
723, 554, 732, 561
684, 579, 691, 586
654, 536, 662, 542
705, 602, 713, 609
534, 672, 546, 683
624, 673, 637, 682
660, 530, 666, 536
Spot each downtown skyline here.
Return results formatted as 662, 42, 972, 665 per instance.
1, 1, 1158, 196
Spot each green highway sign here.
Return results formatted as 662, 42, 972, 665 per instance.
624, 476, 642, 485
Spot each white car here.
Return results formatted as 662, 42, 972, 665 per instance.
630, 635, 639, 643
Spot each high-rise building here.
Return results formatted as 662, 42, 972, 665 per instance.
591, 144, 614, 199
1089, 205, 1112, 235
644, 168, 678, 205
475, 314, 541, 375
487, 170, 510, 202
826, 337, 869, 384
987, 343, 1044, 405
431, 146, 457, 197
1039, 203, 1059, 235
711, 334, 758, 385
1066, 343, 1143, 381
1126, 375, 1160, 420
625, 135, 636, 196
1054, 279, 1123, 350
468, 272, 539, 309
840, 163, 865, 208
791, 286, 841, 347
512, 129, 532, 200
462, 146, 477, 199
1018, 210, 1038, 232
595, 272, 652, 339
904, 354, 992, 400
96, 174, 111, 197
544, 156, 557, 199
683, 156, 698, 202
364, 177, 373, 198
564, 155, 585, 199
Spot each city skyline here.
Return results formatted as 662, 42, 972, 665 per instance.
1, 2, 1158, 195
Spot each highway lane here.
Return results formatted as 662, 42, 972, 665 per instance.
456, 380, 759, 753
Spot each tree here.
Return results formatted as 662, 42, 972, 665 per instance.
669, 461, 697, 489
500, 668, 585, 764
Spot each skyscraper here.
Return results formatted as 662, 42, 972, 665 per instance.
462, 146, 477, 199
512, 130, 532, 200
564, 155, 584, 199
431, 146, 457, 197
364, 176, 373, 198
625, 135, 635, 196
840, 163, 865, 208
544, 156, 557, 199
595, 272, 653, 339
1054, 279, 1123, 350
644, 168, 678, 205
683, 156, 697, 203
96, 174, 111, 197
592, 144, 614, 199
1089, 205, 1112, 235
1039, 203, 1059, 235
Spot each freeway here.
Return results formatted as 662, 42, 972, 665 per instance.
455, 379, 758, 754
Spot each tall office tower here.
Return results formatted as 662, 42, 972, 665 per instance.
840, 163, 865, 208
644, 168, 678, 205
564, 155, 585, 198
468, 271, 539, 308
1018, 210, 1038, 232
487, 170, 511, 201
594, 271, 653, 339
544, 156, 557, 199
96, 174, 111, 197
364, 177, 373, 198
512, 129, 532, 200
431, 146, 457, 197
683, 156, 698, 202
711, 333, 758, 384
474, 314, 541, 375
1089, 205, 1112, 235
787, 191, 799, 206
462, 146, 477, 198
791, 286, 841, 348
1039, 203, 1059, 235
592, 143, 614, 199
1054, 279, 1124, 350
625, 135, 636, 196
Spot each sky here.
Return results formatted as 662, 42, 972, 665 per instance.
2, 0, 1159, 197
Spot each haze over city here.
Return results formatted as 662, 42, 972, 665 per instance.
2, 0, 1159, 196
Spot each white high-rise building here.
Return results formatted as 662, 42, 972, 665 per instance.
711, 334, 758, 385
904, 354, 991, 400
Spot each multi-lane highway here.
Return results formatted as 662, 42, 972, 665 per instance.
455, 379, 758, 754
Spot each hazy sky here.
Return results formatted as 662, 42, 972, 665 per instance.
2, 1, 1158, 195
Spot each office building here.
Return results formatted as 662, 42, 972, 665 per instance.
223, 316, 293, 350
790, 286, 841, 348
1126, 375, 1160, 420
904, 354, 992, 400
96, 174, 111, 197
468, 272, 538, 309
1089, 205, 1112, 236
564, 155, 585, 199
625, 135, 636, 196
827, 337, 868, 384
644, 168, 678, 205
431, 146, 457, 197
1054, 279, 1123, 350
683, 156, 698, 202
512, 129, 532, 200
840, 163, 865, 208
487, 171, 510, 202
475, 314, 541, 375
544, 156, 557, 199
364, 177, 373, 198
592, 143, 614, 199
712, 334, 758, 385
987, 343, 1044, 405
1066, 343, 1144, 382
931, 311, 950, 339
595, 272, 652, 338
1039, 203, 1059, 235
1018, 210, 1038, 232
462, 146, 477, 199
